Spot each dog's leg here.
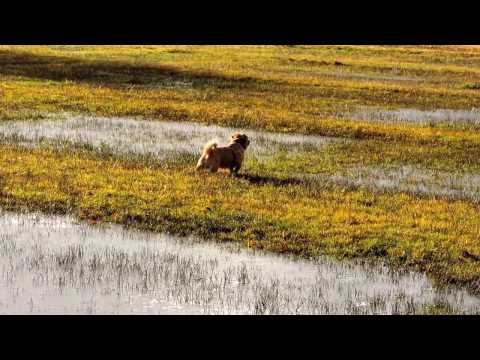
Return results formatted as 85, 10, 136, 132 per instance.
231, 165, 241, 176
196, 155, 206, 171
195, 159, 202, 171
229, 158, 241, 176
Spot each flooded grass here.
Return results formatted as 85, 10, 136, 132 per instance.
1, 211, 479, 315
346, 107, 480, 129
305, 165, 480, 204
0, 115, 335, 163
0, 114, 478, 204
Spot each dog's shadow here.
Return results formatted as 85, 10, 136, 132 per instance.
0, 176, 5, 195
236, 173, 305, 187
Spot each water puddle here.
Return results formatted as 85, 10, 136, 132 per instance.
0, 115, 335, 161
1, 211, 479, 314
345, 107, 480, 127
306, 165, 480, 203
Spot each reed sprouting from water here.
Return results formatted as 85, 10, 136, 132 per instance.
1, 211, 479, 315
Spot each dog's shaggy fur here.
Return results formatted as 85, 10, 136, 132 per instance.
195, 133, 250, 174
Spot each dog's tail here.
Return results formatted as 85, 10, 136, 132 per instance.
202, 140, 218, 157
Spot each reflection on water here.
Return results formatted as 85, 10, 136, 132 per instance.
1, 211, 479, 315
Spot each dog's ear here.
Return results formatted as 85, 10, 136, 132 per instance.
230, 133, 241, 140
238, 134, 250, 148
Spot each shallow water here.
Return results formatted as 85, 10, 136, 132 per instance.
0, 115, 335, 161
346, 107, 480, 127
307, 165, 480, 203
1, 211, 479, 315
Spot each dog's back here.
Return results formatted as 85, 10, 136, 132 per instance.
202, 140, 218, 157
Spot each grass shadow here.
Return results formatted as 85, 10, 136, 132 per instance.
0, 175, 6, 195
0, 49, 276, 90
237, 173, 305, 187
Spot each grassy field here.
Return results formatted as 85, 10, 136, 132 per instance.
1, 45, 480, 295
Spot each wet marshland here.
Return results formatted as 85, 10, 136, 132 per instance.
1, 211, 479, 315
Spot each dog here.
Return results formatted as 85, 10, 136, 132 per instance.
195, 133, 250, 175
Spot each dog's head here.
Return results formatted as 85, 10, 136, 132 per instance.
230, 133, 250, 149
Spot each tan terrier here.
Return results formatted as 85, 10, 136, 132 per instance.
196, 133, 250, 175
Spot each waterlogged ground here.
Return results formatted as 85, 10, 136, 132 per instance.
345, 107, 480, 129
0, 115, 335, 162
1, 211, 480, 315
1, 46, 480, 305
1, 115, 478, 203
307, 166, 480, 204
